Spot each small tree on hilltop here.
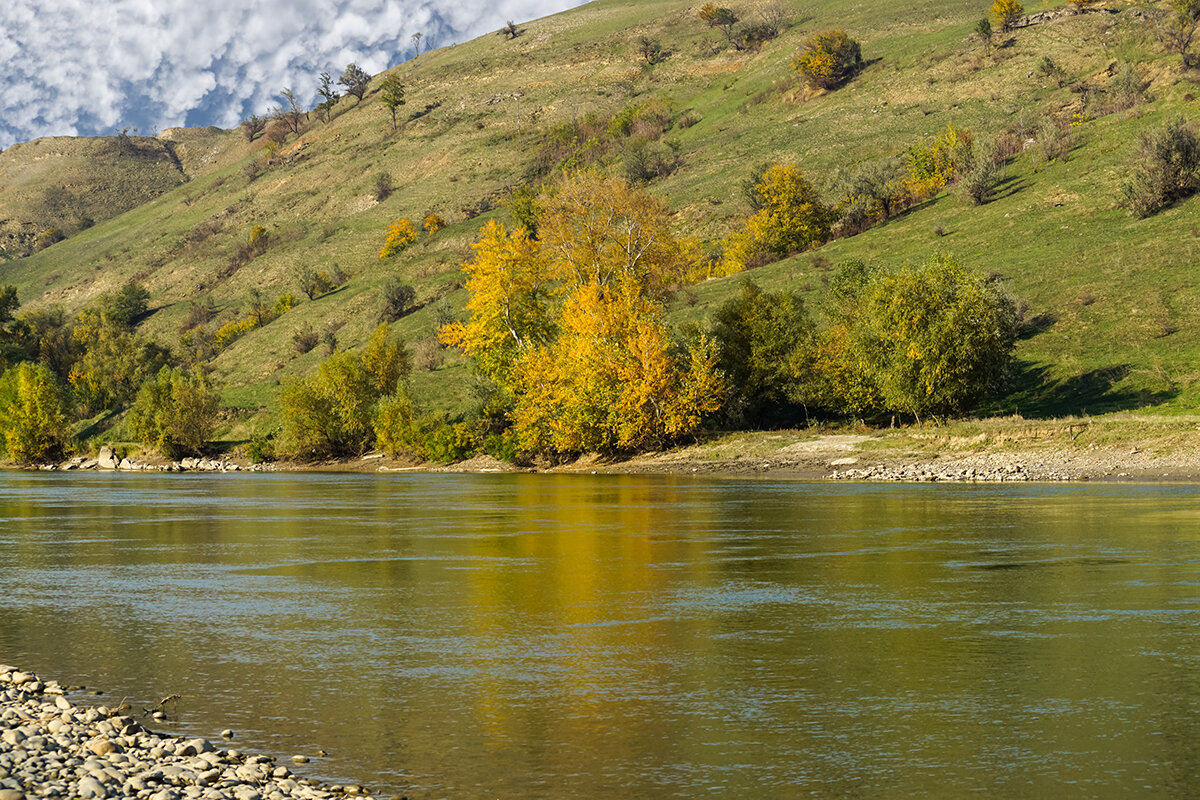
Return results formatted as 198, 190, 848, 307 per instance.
379, 73, 407, 132
275, 88, 306, 136
339, 63, 371, 103
791, 30, 863, 90
991, 0, 1024, 33
241, 114, 266, 141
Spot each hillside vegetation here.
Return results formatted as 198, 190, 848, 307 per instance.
1, 0, 1199, 461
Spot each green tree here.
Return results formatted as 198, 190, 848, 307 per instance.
711, 281, 816, 424
379, 73, 407, 132
976, 17, 993, 56
102, 281, 151, 329
278, 324, 410, 459
129, 366, 221, 458
339, 63, 371, 102
832, 255, 1018, 421
0, 362, 71, 464
316, 72, 340, 122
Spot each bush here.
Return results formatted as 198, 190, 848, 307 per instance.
102, 281, 151, 329
723, 164, 834, 270
292, 324, 320, 354
381, 280, 417, 323
991, 0, 1024, 32
374, 173, 394, 202
129, 366, 221, 458
790, 30, 862, 90
379, 219, 419, 259
295, 265, 337, 299
423, 213, 447, 234
34, 228, 64, 252
1121, 117, 1200, 218
958, 144, 1003, 205
0, 362, 71, 464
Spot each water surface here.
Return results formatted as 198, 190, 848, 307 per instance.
2, 472, 1200, 797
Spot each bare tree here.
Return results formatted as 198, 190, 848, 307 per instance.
274, 89, 306, 136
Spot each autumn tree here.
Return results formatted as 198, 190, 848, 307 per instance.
442, 172, 724, 454
791, 30, 863, 90
379, 219, 418, 258
439, 220, 553, 385
991, 0, 1024, 33
723, 164, 834, 270
379, 73, 407, 132
129, 366, 221, 458
339, 63, 371, 102
0, 362, 71, 464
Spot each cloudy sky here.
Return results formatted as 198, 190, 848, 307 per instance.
0, 0, 587, 149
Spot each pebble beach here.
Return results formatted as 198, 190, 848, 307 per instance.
0, 666, 390, 800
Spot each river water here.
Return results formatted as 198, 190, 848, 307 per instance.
2, 472, 1200, 797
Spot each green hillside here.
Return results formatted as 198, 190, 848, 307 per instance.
1, 0, 1198, 451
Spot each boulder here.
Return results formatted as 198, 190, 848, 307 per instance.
97, 447, 119, 470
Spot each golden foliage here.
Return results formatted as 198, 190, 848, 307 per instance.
379, 218, 419, 258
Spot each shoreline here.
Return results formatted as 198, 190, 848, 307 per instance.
0, 666, 391, 800
10, 415, 1200, 484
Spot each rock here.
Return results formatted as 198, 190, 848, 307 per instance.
77, 776, 108, 799
118, 458, 134, 470
87, 738, 121, 756
220, 729, 234, 739
0, 790, 25, 800
9, 672, 32, 686
54, 695, 71, 711
97, 447, 119, 470
829, 457, 859, 467
291, 755, 309, 764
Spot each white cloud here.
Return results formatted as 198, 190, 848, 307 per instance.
0, 0, 588, 148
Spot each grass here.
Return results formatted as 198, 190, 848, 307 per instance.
2, 0, 1200, 443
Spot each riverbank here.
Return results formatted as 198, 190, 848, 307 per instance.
0, 667, 388, 800
14, 413, 1200, 483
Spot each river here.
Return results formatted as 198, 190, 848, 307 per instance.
2, 472, 1200, 797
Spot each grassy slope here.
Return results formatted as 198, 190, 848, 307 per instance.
0, 0, 1198, 445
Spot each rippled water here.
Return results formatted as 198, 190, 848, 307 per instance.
3, 472, 1200, 797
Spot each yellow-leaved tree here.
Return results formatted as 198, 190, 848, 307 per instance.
442, 171, 725, 454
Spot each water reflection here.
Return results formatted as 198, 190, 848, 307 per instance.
2, 473, 1200, 797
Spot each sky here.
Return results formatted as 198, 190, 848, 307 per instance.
0, 0, 588, 149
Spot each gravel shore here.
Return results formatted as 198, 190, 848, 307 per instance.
0, 667, 389, 800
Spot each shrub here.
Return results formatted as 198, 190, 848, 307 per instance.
374, 172, 393, 201
723, 164, 834, 270
1121, 117, 1200, 218
958, 143, 1003, 205
278, 324, 410, 459
380, 279, 417, 323
102, 281, 151, 329
413, 336, 444, 371
34, 228, 64, 252
295, 265, 337, 299
373, 392, 420, 457
292, 324, 320, 354
907, 123, 973, 199
379, 219, 419, 259
423, 213, 447, 234
790, 30, 862, 90
129, 366, 221, 458
0, 362, 71, 464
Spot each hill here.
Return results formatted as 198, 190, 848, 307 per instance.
0, 0, 1198, 451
